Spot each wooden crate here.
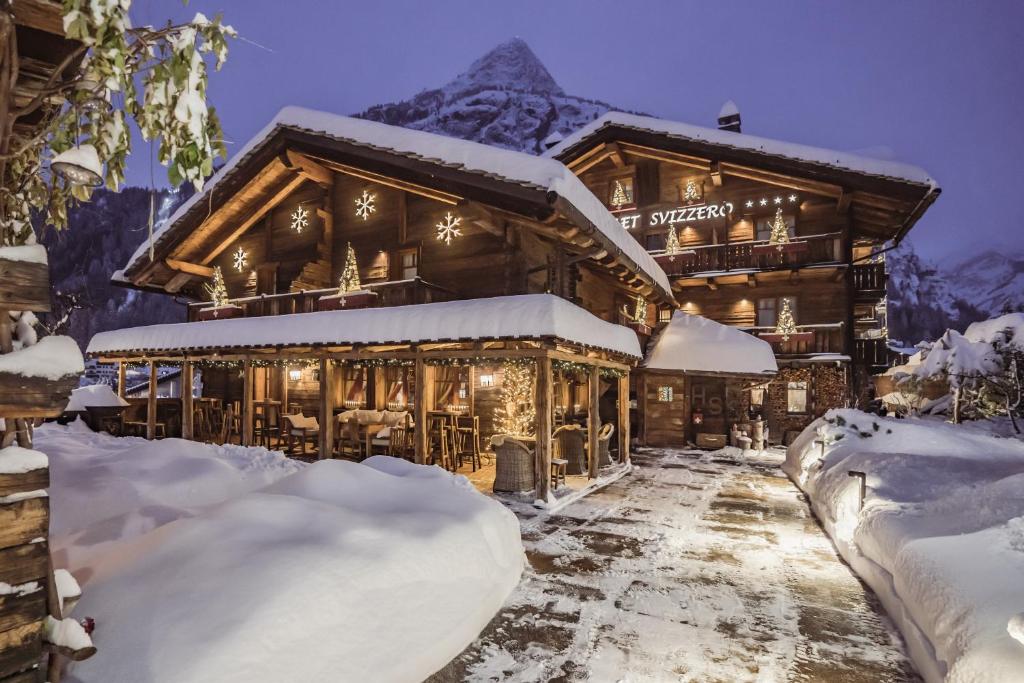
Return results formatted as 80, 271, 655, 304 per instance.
0, 498, 48, 552
0, 373, 78, 419
0, 256, 50, 313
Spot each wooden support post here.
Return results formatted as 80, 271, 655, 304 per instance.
117, 361, 126, 399
588, 366, 600, 479
319, 358, 335, 459
535, 356, 553, 501
618, 372, 631, 465
414, 356, 428, 464
242, 358, 253, 446
181, 360, 194, 440
280, 365, 289, 411
146, 361, 157, 440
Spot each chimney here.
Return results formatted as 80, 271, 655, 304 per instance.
717, 100, 741, 133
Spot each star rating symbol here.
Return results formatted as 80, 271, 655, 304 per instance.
759, 198, 768, 206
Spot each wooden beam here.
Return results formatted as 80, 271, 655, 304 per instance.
283, 149, 332, 187
565, 143, 617, 174
746, 273, 757, 288
720, 162, 843, 198
460, 201, 506, 238
181, 361, 194, 440
398, 191, 408, 244
165, 258, 214, 278
146, 362, 157, 440
307, 154, 461, 205
706, 278, 718, 291
836, 189, 852, 215
318, 358, 334, 459
618, 373, 630, 464
117, 362, 126, 399
241, 358, 254, 446
616, 142, 711, 171
414, 356, 428, 465
534, 356, 553, 501
164, 272, 193, 294
588, 366, 600, 479
202, 173, 307, 265
606, 142, 626, 168
710, 161, 723, 187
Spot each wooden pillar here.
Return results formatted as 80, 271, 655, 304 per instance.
279, 365, 289, 412
618, 372, 631, 465
588, 366, 600, 479
146, 361, 157, 440
414, 355, 428, 464
534, 356, 553, 501
181, 360, 194, 440
117, 361, 126, 399
319, 358, 335, 459
242, 358, 253, 446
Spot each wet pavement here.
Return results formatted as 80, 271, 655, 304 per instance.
428, 447, 919, 682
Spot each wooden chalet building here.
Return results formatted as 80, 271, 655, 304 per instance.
89, 107, 678, 500
547, 109, 940, 443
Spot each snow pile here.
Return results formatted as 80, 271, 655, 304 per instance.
0, 334, 83, 380
644, 310, 777, 376
36, 424, 524, 682
0, 243, 47, 264
784, 409, 1024, 682
87, 293, 642, 358
0, 445, 48, 473
915, 312, 1024, 383
64, 384, 128, 411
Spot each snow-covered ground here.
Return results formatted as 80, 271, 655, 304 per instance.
785, 409, 1024, 682
36, 421, 524, 683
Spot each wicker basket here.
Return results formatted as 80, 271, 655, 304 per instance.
491, 435, 534, 493
553, 425, 587, 475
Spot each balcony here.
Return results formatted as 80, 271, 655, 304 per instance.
854, 337, 892, 367
655, 232, 843, 278
852, 262, 887, 299
740, 323, 846, 357
187, 277, 455, 322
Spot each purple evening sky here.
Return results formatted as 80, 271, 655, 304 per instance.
127, 0, 1024, 263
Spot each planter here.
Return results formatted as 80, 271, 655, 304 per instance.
197, 304, 243, 321
751, 241, 809, 256
318, 290, 378, 311
759, 331, 815, 344
0, 250, 51, 312
0, 372, 79, 419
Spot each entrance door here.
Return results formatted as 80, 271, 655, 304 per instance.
690, 377, 727, 440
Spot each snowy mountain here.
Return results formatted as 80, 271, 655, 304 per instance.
356, 38, 619, 154
946, 249, 1024, 317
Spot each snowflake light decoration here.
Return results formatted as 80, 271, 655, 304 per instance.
435, 212, 462, 245
354, 190, 376, 221
232, 247, 248, 272
290, 206, 309, 233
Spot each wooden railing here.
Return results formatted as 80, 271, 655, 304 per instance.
854, 337, 891, 367
187, 277, 455, 322
740, 323, 846, 356
852, 262, 887, 292
655, 232, 843, 277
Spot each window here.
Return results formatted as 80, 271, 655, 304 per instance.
645, 231, 667, 251
396, 248, 418, 280
755, 213, 796, 241
479, 374, 495, 387
608, 176, 635, 210
658, 307, 672, 323
658, 386, 673, 402
787, 381, 809, 413
757, 297, 797, 327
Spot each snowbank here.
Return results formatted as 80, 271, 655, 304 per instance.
36, 424, 524, 682
784, 409, 1024, 682
0, 445, 48, 473
0, 335, 83, 380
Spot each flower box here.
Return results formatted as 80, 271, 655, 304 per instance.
197, 304, 243, 321
318, 290, 378, 311
0, 247, 51, 312
751, 241, 809, 256
759, 331, 815, 344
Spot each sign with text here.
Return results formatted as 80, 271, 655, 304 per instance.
617, 201, 735, 230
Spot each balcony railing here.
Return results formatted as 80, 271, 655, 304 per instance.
854, 337, 891, 367
655, 232, 843, 277
187, 277, 455, 322
740, 322, 846, 356
852, 262, 887, 293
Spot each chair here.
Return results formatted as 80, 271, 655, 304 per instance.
597, 423, 615, 466
254, 403, 281, 448
283, 413, 319, 457
553, 424, 587, 475
491, 436, 535, 493
551, 458, 567, 489
335, 417, 363, 460
454, 415, 481, 472
388, 426, 413, 460
192, 406, 207, 442
427, 413, 452, 469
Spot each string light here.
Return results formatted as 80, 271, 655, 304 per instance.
610, 179, 633, 208
354, 190, 376, 220
496, 361, 536, 437
775, 298, 798, 341
682, 179, 701, 202
204, 266, 229, 306
665, 224, 681, 257
290, 206, 309, 233
435, 212, 463, 245
232, 247, 248, 271
337, 243, 362, 293
767, 207, 790, 250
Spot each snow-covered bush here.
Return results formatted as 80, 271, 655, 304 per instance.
913, 313, 1024, 431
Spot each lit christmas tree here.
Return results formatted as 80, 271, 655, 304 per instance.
775, 298, 798, 341
683, 179, 701, 202
337, 243, 362, 293
767, 207, 790, 250
665, 225, 681, 257
629, 295, 646, 324
496, 361, 536, 437
204, 266, 229, 307
610, 179, 631, 208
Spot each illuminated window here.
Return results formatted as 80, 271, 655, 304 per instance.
608, 176, 635, 210
288, 369, 302, 382
787, 381, 808, 413
756, 213, 795, 241
658, 386, 673, 402
479, 374, 495, 387
658, 308, 672, 323
397, 248, 418, 280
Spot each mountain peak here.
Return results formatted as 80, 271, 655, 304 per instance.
444, 38, 564, 97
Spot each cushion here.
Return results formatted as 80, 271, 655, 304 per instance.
287, 414, 319, 430
376, 426, 392, 439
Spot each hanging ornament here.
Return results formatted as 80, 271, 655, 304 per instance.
610, 179, 632, 208
683, 178, 701, 203
775, 298, 798, 341
232, 246, 248, 272
290, 206, 309, 233
337, 243, 362, 293
51, 145, 104, 187
665, 225, 681, 258
767, 207, 790, 250
354, 190, 376, 221
435, 212, 462, 245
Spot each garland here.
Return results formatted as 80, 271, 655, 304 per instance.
424, 357, 535, 368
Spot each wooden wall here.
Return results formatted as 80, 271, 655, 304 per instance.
640, 371, 689, 446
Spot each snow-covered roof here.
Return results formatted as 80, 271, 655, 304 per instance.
122, 107, 672, 298
87, 294, 642, 359
545, 112, 937, 188
644, 311, 777, 376
65, 384, 129, 411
